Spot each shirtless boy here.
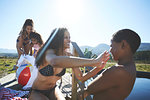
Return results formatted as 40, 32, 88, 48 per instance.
84, 29, 141, 100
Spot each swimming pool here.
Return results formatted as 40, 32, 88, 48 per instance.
125, 78, 150, 100
84, 77, 150, 100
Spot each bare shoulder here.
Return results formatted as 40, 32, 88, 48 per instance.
17, 35, 23, 41
16, 36, 23, 47
103, 65, 130, 78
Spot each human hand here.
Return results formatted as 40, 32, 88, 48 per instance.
22, 49, 27, 56
23, 52, 27, 56
95, 51, 110, 68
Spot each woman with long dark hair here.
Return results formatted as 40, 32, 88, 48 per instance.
16, 19, 34, 59
29, 28, 109, 100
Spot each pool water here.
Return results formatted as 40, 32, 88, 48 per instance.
126, 78, 150, 100
84, 78, 150, 100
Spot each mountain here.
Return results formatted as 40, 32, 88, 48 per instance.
92, 44, 110, 55
0, 43, 149, 56
0, 53, 18, 57
80, 43, 150, 55
80, 45, 93, 52
0, 48, 17, 57
138, 43, 150, 51
0, 48, 17, 53
80, 43, 109, 55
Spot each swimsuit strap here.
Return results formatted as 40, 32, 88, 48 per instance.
56, 68, 66, 77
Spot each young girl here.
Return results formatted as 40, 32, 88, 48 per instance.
29, 32, 44, 56
29, 28, 109, 100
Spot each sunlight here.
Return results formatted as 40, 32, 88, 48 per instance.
56, 0, 84, 25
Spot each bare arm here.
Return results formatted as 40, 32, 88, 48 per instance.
16, 36, 25, 58
46, 49, 109, 68
72, 53, 109, 82
29, 44, 33, 56
72, 67, 103, 83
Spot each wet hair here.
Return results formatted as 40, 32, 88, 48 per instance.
29, 32, 43, 45
19, 19, 34, 36
112, 29, 141, 54
35, 28, 68, 67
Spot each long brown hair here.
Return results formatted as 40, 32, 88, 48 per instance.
35, 28, 68, 67
19, 19, 34, 37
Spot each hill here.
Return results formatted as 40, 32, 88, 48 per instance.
0, 43, 149, 57
0, 48, 17, 53
80, 43, 150, 55
138, 43, 150, 51
0, 53, 18, 58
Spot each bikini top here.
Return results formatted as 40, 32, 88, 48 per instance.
17, 36, 30, 46
39, 65, 66, 77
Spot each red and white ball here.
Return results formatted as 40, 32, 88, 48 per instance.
16, 64, 33, 86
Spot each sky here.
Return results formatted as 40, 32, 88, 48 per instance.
0, 0, 150, 49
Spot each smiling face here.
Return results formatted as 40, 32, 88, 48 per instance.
64, 30, 71, 49
25, 25, 33, 34
31, 38, 38, 45
109, 41, 122, 61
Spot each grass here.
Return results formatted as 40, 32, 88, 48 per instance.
0, 58, 17, 78
106, 63, 150, 72
0, 58, 150, 78
136, 64, 150, 72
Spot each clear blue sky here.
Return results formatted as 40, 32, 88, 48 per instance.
0, 0, 150, 49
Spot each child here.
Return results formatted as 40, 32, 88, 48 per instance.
29, 32, 43, 56
83, 29, 141, 100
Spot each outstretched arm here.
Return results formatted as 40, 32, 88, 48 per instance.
72, 53, 109, 82
46, 49, 109, 68
72, 67, 103, 83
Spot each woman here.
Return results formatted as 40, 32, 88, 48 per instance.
16, 19, 34, 59
29, 32, 44, 56
29, 28, 109, 100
